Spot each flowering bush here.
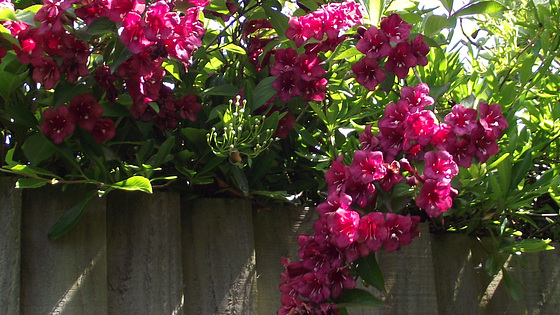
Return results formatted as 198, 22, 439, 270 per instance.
1, 0, 559, 312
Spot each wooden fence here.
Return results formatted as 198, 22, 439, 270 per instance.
1, 177, 559, 314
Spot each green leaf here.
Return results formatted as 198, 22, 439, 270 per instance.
502, 268, 522, 300
252, 76, 278, 110
386, 0, 416, 11
87, 17, 116, 35
48, 190, 97, 239
198, 155, 227, 175
355, 255, 386, 292
334, 47, 361, 61
109, 176, 153, 194
222, 43, 246, 55
22, 133, 56, 165
0, 24, 18, 45
335, 288, 385, 308
15, 178, 47, 189
452, 1, 508, 17
2, 164, 60, 179
53, 81, 91, 107
0, 8, 17, 21
423, 14, 451, 37
230, 165, 249, 196
500, 239, 555, 253
148, 136, 175, 168
364, 0, 384, 25
203, 84, 240, 96
109, 38, 133, 72
262, 1, 289, 39
511, 149, 533, 188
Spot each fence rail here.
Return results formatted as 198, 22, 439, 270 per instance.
1, 177, 559, 314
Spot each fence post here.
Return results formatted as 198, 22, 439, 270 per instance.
253, 204, 318, 314
20, 185, 107, 314
182, 198, 257, 314
0, 178, 21, 315
106, 191, 183, 315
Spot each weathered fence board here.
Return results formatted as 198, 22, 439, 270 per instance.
107, 191, 183, 315
254, 204, 318, 314
182, 198, 257, 315
1, 180, 559, 314
20, 185, 107, 315
0, 177, 21, 315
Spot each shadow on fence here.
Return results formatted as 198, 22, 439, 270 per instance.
1, 177, 559, 314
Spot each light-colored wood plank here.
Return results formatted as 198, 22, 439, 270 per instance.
20, 185, 107, 315
182, 198, 257, 315
107, 191, 183, 315
0, 177, 21, 315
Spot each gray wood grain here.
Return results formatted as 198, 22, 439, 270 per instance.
107, 191, 183, 315
20, 185, 107, 315
182, 198, 257, 315
0, 178, 21, 315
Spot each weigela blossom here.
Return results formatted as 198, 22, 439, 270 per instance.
477, 102, 509, 139
448, 138, 474, 168
31, 57, 60, 90
398, 83, 434, 113
357, 212, 387, 253
470, 126, 500, 163
380, 13, 412, 43
301, 77, 328, 102
444, 104, 478, 136
327, 266, 356, 299
41, 106, 75, 144
356, 26, 391, 59
383, 213, 419, 252
91, 118, 116, 143
351, 57, 387, 91
404, 110, 438, 147
385, 41, 417, 79
295, 53, 327, 82
272, 72, 302, 102
69, 94, 104, 132
423, 151, 458, 185
416, 179, 453, 217
359, 125, 380, 151
327, 208, 361, 249
120, 12, 153, 54
350, 150, 386, 183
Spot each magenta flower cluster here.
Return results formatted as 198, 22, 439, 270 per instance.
359, 84, 508, 217
279, 147, 421, 314
353, 14, 429, 90
1, 0, 205, 143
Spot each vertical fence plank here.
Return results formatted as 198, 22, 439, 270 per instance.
253, 204, 318, 314
348, 223, 437, 315
107, 191, 183, 315
182, 198, 257, 314
20, 185, 107, 315
0, 178, 21, 315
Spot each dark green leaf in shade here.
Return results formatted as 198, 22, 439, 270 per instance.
252, 76, 278, 110
22, 133, 56, 165
15, 178, 47, 189
355, 254, 387, 293
87, 17, 116, 35
53, 81, 91, 107
203, 84, 241, 96
262, 1, 289, 39
231, 165, 249, 196
48, 190, 97, 239
334, 288, 385, 308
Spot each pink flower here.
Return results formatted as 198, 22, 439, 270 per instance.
301, 78, 328, 102
445, 104, 479, 136
380, 13, 412, 43
327, 266, 356, 299
398, 83, 434, 113
356, 26, 391, 59
14, 28, 44, 64
144, 1, 176, 41
327, 208, 360, 248
359, 125, 380, 151
74, 0, 109, 25
349, 150, 386, 183
107, 0, 145, 23
90, 118, 115, 143
325, 157, 349, 193
295, 53, 326, 81
286, 17, 308, 47
31, 57, 60, 90
272, 72, 302, 102
344, 176, 376, 209
274, 112, 296, 139
378, 102, 409, 132
352, 57, 386, 91
470, 126, 499, 163
175, 94, 202, 122
317, 303, 340, 315
431, 123, 455, 151
317, 192, 352, 217
416, 179, 453, 217
448, 138, 474, 168
357, 212, 387, 253
41, 106, 75, 144
270, 48, 299, 77
385, 41, 417, 79
411, 34, 430, 66
404, 110, 438, 146
423, 150, 458, 184
378, 160, 404, 192
69, 94, 104, 131
383, 213, 419, 251
477, 102, 508, 139
297, 272, 330, 303
378, 128, 405, 161
120, 12, 153, 54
